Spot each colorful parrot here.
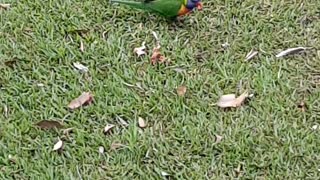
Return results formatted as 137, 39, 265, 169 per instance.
110, 0, 203, 19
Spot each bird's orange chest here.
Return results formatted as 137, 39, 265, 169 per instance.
178, 5, 191, 16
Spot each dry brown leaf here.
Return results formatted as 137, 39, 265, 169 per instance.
217, 91, 249, 108
245, 49, 258, 61
138, 117, 147, 128
53, 139, 63, 151
151, 46, 166, 65
134, 42, 146, 57
68, 92, 93, 110
0, 3, 10, 10
104, 124, 115, 134
35, 120, 64, 130
276, 47, 311, 58
177, 86, 187, 96
4, 60, 17, 68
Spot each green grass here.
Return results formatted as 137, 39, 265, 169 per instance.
1, 0, 320, 179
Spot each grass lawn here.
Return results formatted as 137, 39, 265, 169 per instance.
1, 0, 320, 179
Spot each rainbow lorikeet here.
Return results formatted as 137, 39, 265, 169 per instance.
110, 0, 203, 19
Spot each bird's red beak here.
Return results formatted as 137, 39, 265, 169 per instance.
196, 2, 203, 10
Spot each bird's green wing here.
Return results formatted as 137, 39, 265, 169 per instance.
111, 0, 184, 18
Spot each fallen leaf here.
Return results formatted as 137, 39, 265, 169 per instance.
215, 135, 223, 143
173, 67, 185, 73
37, 83, 45, 87
53, 139, 63, 151
222, 42, 230, 49
3, 105, 8, 118
245, 49, 258, 61
110, 142, 124, 151
104, 124, 115, 134
134, 42, 146, 57
116, 116, 129, 127
138, 117, 147, 128
297, 101, 307, 112
161, 171, 170, 176
8, 154, 16, 164
0, 3, 10, 10
151, 31, 161, 48
217, 91, 249, 108
80, 41, 84, 52
68, 92, 93, 110
73, 62, 88, 73
312, 125, 318, 130
63, 128, 74, 135
276, 47, 311, 58
151, 46, 166, 65
35, 120, 64, 130
4, 60, 17, 68
99, 146, 104, 154
177, 86, 187, 96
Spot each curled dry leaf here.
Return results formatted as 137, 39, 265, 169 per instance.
73, 62, 88, 73
276, 47, 311, 58
245, 49, 258, 61
151, 46, 166, 65
104, 124, 115, 134
134, 42, 146, 57
138, 117, 147, 128
177, 86, 187, 97
53, 139, 63, 151
35, 120, 64, 130
217, 91, 249, 108
0, 3, 10, 10
68, 92, 93, 110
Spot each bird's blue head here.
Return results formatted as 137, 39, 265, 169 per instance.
185, 0, 203, 10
